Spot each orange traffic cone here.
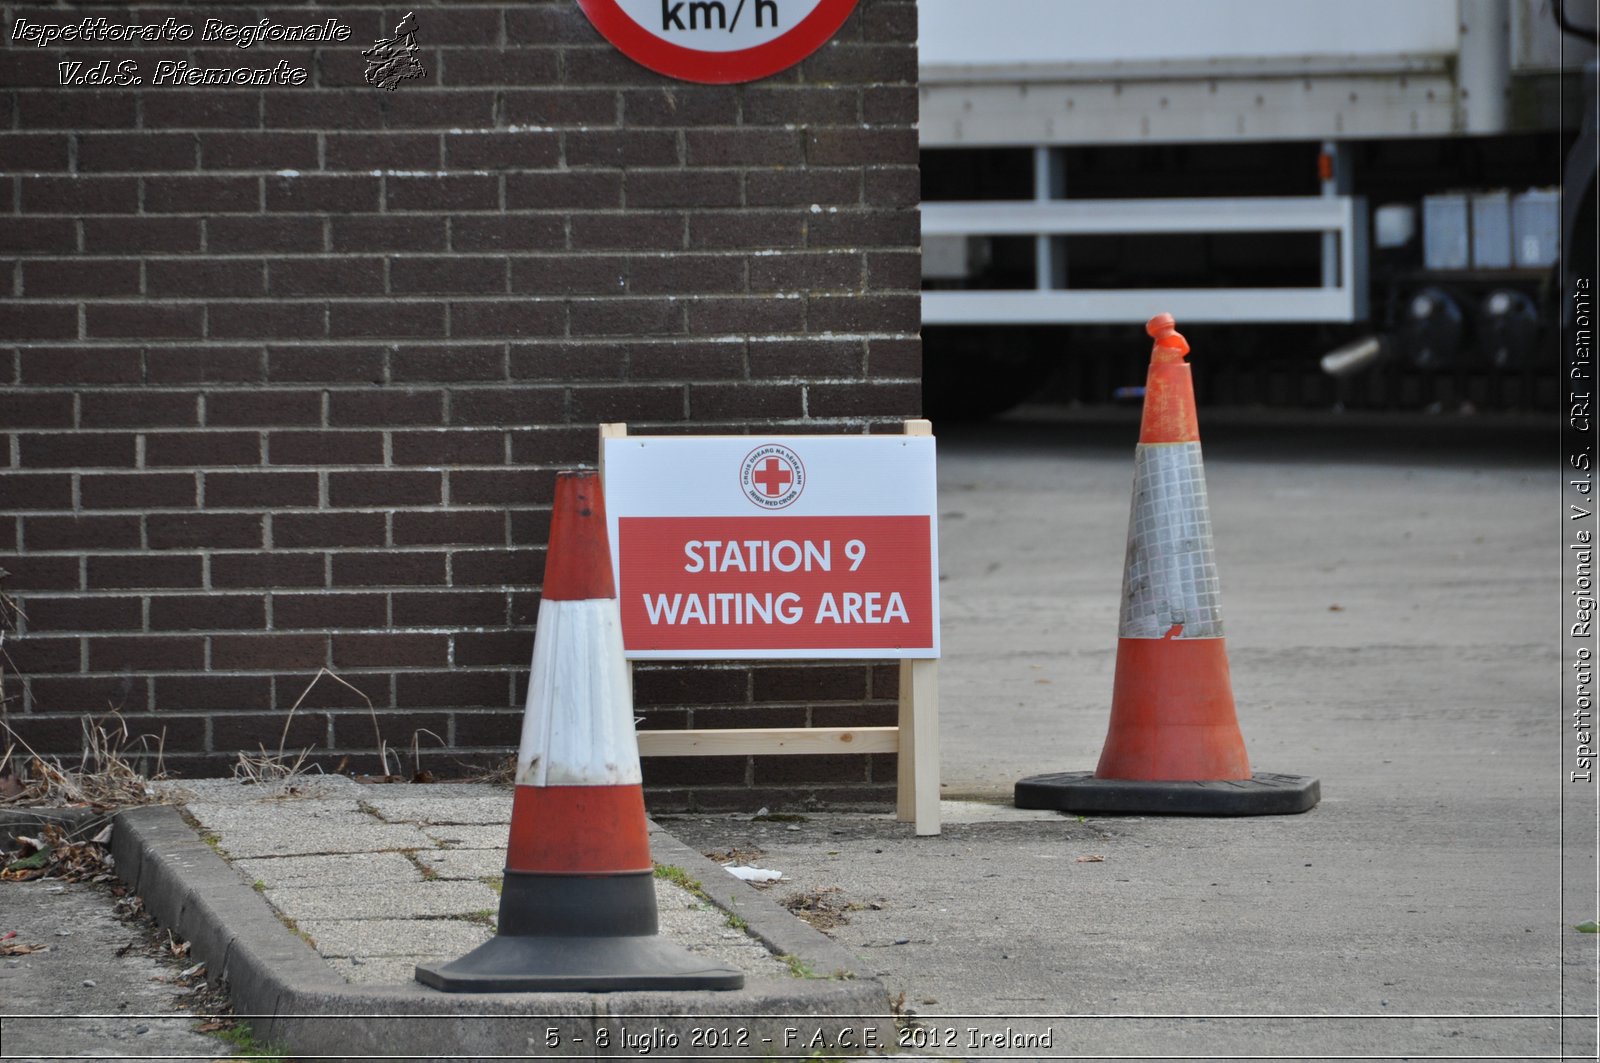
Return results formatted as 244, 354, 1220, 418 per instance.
416, 471, 744, 991
1016, 315, 1319, 815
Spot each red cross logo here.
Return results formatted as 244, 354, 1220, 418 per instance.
740, 444, 805, 509
752, 456, 793, 497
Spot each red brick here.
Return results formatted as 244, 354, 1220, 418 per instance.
267, 346, 385, 384
807, 293, 919, 333
748, 339, 861, 378
392, 511, 505, 547
331, 216, 448, 253
210, 552, 326, 589
146, 348, 266, 385
395, 670, 511, 708
806, 211, 919, 248
328, 301, 447, 340
207, 390, 322, 427
85, 554, 203, 590
0, 304, 79, 340
689, 383, 804, 420
445, 131, 560, 169
750, 252, 863, 293
507, 426, 593, 465
20, 595, 142, 632
449, 469, 554, 506
505, 172, 623, 211
266, 175, 381, 214
23, 516, 142, 552
148, 596, 263, 632
272, 512, 386, 549
29, 676, 149, 715
331, 633, 450, 670
571, 212, 685, 251
332, 550, 448, 588
391, 430, 506, 465
628, 255, 745, 294
20, 176, 138, 214
204, 472, 319, 509
145, 432, 261, 467
85, 304, 204, 340
390, 257, 507, 296
392, 590, 506, 627
622, 87, 738, 126
386, 175, 499, 212
570, 298, 685, 337
327, 470, 442, 507
147, 513, 264, 550
23, 259, 140, 297
0, 555, 78, 591
451, 548, 541, 586
144, 175, 261, 214
271, 593, 387, 630
508, 344, 628, 381
437, 48, 558, 87
147, 259, 266, 298
746, 167, 860, 207
692, 296, 807, 334
753, 753, 869, 786
569, 385, 686, 423
81, 391, 200, 429
391, 346, 505, 383
88, 636, 206, 672
19, 433, 137, 468
324, 133, 442, 171
80, 473, 197, 510
327, 390, 444, 426
206, 302, 327, 340
451, 709, 523, 746
0, 132, 70, 169
633, 666, 749, 706
1, 218, 78, 254
0, 472, 73, 510
510, 256, 628, 296
805, 381, 921, 418
268, 432, 385, 466
154, 675, 275, 713
211, 634, 327, 671
685, 129, 803, 167
449, 386, 565, 425
640, 758, 749, 788
5, 637, 82, 674
754, 665, 869, 702
332, 711, 452, 751
0, 392, 74, 427
688, 212, 805, 250
142, 93, 259, 128
77, 133, 197, 171
199, 132, 319, 171
453, 630, 530, 667
741, 87, 859, 126
205, 216, 325, 254
268, 258, 385, 297
502, 88, 617, 126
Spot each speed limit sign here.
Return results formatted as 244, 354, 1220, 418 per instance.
576, 0, 859, 84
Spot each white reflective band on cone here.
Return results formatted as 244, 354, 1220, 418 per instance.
516, 597, 641, 787
1119, 442, 1225, 640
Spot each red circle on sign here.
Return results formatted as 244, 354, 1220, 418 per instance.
575, 0, 859, 84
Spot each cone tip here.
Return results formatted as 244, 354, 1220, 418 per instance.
1145, 313, 1190, 361
543, 469, 615, 601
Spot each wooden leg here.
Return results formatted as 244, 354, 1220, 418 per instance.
896, 658, 941, 835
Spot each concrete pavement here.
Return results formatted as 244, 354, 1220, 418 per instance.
2, 407, 1593, 1061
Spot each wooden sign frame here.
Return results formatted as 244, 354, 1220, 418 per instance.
599, 421, 941, 836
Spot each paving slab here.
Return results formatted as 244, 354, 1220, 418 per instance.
265, 879, 502, 922
233, 850, 423, 890
413, 847, 503, 879
107, 791, 893, 1060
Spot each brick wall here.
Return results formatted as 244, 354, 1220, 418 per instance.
0, 0, 920, 809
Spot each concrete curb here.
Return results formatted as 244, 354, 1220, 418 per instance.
112, 804, 892, 1060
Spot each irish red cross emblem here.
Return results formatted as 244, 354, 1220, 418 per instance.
740, 444, 805, 509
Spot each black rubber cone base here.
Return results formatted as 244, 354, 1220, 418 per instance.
1015, 771, 1320, 816
415, 933, 745, 993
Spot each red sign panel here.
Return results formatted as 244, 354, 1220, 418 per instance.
617, 515, 933, 653
575, 0, 859, 84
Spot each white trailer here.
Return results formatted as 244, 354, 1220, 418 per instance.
916, 0, 1597, 414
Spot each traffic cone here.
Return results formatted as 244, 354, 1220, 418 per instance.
415, 471, 744, 992
1015, 315, 1320, 816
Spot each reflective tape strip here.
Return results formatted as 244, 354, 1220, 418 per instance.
516, 597, 642, 787
1118, 442, 1225, 640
